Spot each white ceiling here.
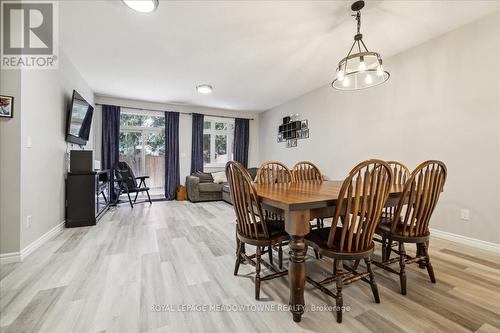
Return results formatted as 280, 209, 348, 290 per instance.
60, 1, 500, 111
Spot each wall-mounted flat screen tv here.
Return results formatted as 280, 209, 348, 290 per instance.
66, 90, 94, 145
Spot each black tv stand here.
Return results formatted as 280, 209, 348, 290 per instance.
65, 169, 110, 228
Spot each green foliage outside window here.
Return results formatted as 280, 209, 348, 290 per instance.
215, 135, 227, 156
119, 114, 166, 161
203, 119, 233, 164
119, 132, 141, 157
120, 114, 165, 128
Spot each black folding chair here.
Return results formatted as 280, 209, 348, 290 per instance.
114, 161, 152, 207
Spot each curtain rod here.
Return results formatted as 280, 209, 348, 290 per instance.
94, 103, 254, 121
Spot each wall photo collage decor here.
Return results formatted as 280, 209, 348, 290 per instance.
277, 114, 309, 148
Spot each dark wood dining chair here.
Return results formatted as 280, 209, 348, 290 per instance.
375, 160, 412, 267
388, 161, 410, 186
226, 161, 288, 300
292, 160, 323, 182
256, 160, 295, 184
374, 160, 447, 295
293, 161, 325, 229
305, 160, 392, 323
256, 161, 294, 222
382, 161, 410, 218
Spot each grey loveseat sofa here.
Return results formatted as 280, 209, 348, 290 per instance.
186, 168, 258, 204
185, 173, 222, 202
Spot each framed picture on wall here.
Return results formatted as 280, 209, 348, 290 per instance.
301, 119, 308, 129
286, 139, 298, 148
0, 95, 14, 118
301, 129, 309, 138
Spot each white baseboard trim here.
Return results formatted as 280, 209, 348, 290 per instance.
0, 221, 65, 264
0, 252, 22, 264
430, 228, 500, 254
21, 221, 65, 260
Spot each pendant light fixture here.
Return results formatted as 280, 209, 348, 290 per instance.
122, 0, 159, 13
332, 1, 389, 90
196, 84, 213, 94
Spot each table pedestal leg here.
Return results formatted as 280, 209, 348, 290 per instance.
285, 209, 310, 323
289, 235, 307, 322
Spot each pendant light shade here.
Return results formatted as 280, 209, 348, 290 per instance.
122, 0, 159, 13
332, 1, 389, 90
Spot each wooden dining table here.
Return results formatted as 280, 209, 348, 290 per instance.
255, 180, 405, 322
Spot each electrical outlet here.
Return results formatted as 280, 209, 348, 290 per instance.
26, 215, 32, 228
460, 209, 470, 221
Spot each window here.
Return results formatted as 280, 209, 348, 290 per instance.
119, 110, 165, 197
203, 117, 234, 167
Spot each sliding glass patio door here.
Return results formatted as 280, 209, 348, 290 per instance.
143, 131, 165, 196
119, 110, 165, 198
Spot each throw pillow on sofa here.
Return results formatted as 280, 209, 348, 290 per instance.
248, 167, 258, 181
212, 171, 227, 184
194, 171, 214, 183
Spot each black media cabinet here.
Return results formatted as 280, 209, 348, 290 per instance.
65, 169, 110, 228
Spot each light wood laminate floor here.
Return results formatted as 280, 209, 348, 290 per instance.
1, 200, 500, 333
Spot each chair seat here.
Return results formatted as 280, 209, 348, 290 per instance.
237, 219, 288, 245
375, 217, 430, 241
375, 217, 397, 234
260, 219, 286, 238
305, 227, 374, 258
125, 187, 150, 193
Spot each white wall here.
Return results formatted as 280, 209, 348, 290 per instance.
94, 96, 260, 185
259, 11, 500, 244
17, 50, 95, 250
0, 69, 22, 254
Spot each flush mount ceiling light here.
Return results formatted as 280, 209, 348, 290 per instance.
332, 1, 389, 91
122, 0, 159, 13
196, 84, 213, 94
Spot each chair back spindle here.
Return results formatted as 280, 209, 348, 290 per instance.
384, 161, 410, 217
256, 161, 294, 185
387, 161, 410, 186
292, 161, 323, 182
